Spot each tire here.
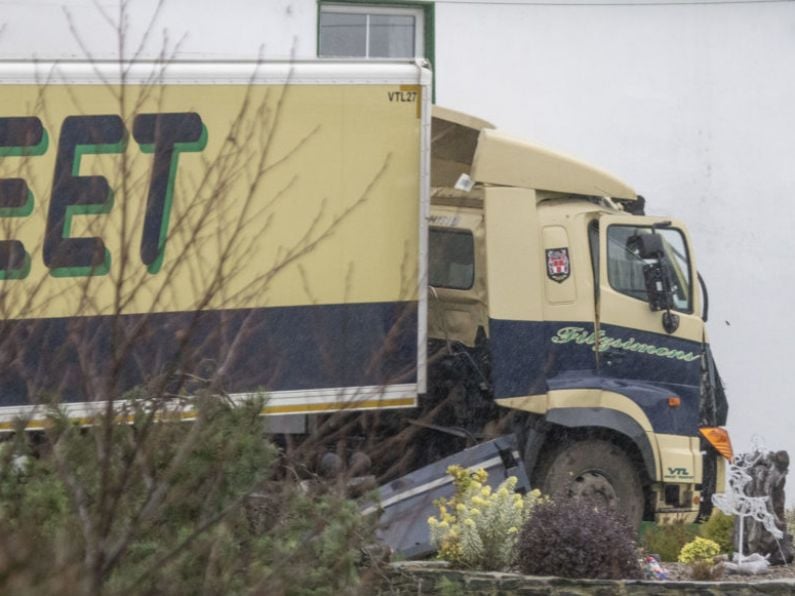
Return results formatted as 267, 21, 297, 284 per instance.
537, 439, 644, 530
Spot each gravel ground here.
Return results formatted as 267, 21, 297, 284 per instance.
662, 561, 795, 582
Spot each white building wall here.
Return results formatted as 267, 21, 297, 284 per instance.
434, 0, 795, 472
1, 0, 793, 480
0, 0, 318, 60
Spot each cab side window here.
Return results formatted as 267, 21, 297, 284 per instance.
429, 227, 474, 290
607, 225, 692, 312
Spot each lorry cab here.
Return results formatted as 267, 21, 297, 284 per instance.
427, 106, 729, 527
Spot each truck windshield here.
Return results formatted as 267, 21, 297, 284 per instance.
429, 228, 474, 290
607, 225, 692, 312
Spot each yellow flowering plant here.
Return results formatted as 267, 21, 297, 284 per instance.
427, 465, 544, 570
678, 536, 722, 580
678, 536, 721, 564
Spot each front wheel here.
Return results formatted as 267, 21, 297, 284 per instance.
537, 439, 644, 530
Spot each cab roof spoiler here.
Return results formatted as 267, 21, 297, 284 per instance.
431, 105, 637, 201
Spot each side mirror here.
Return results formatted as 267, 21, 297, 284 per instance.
643, 261, 680, 334
642, 261, 673, 312
628, 233, 665, 259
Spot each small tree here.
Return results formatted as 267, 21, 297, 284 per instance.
0, 1, 394, 593
0, 395, 375, 594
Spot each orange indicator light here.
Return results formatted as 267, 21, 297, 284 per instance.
699, 426, 734, 461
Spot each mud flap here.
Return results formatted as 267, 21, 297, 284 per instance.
363, 435, 530, 558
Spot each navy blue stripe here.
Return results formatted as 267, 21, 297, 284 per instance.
0, 302, 418, 407
489, 319, 703, 435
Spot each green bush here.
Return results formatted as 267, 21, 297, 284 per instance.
516, 499, 642, 580
0, 395, 374, 595
641, 520, 698, 562
678, 536, 722, 581
678, 536, 721, 564
699, 510, 734, 554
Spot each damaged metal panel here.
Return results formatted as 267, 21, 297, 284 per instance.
431, 105, 636, 199
365, 435, 529, 558
431, 106, 494, 188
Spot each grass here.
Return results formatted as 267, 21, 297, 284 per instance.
640, 520, 699, 562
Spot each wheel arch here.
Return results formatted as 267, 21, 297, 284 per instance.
522, 407, 657, 488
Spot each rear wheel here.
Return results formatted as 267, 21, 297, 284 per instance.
537, 439, 644, 530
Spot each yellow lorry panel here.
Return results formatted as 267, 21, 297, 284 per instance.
0, 83, 421, 317
0, 62, 431, 423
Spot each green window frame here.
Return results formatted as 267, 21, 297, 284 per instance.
317, 2, 435, 71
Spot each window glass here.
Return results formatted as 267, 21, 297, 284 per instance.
318, 12, 367, 57
588, 221, 599, 288
318, 5, 423, 59
429, 228, 474, 290
659, 228, 692, 311
606, 225, 692, 311
369, 14, 415, 58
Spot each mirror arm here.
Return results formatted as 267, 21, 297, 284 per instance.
662, 310, 680, 334
658, 259, 680, 334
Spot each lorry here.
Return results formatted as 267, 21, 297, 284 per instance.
0, 60, 729, 534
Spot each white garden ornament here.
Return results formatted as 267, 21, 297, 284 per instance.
711, 437, 788, 574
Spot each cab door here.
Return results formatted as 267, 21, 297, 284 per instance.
595, 214, 704, 435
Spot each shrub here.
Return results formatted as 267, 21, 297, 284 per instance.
700, 510, 734, 554
516, 498, 642, 579
678, 536, 721, 564
0, 396, 374, 595
641, 519, 698, 562
678, 536, 722, 581
428, 465, 544, 570
787, 508, 795, 537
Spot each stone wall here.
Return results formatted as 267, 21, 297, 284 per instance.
373, 562, 795, 595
